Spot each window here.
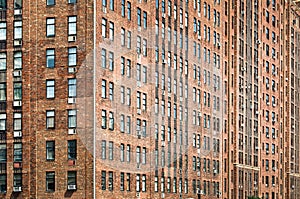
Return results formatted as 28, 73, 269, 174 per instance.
13, 113, 21, 131
14, 51, 22, 69
142, 147, 146, 164
108, 171, 113, 191
13, 143, 22, 162
109, 0, 114, 10
126, 144, 131, 162
14, 21, 22, 40
68, 110, 77, 128
68, 0, 76, 3
142, 39, 147, 56
0, 144, 6, 162
143, 11, 147, 29
47, 0, 55, 4
120, 143, 125, 161
108, 51, 114, 70
0, 175, 6, 193
46, 80, 55, 99
120, 172, 124, 191
0, 114, 6, 131
68, 140, 77, 160
0, 23, 6, 41
136, 174, 140, 192
101, 49, 106, 68
127, 31, 131, 49
109, 82, 114, 100
46, 141, 55, 161
46, 49, 55, 68
127, 2, 131, 20
68, 47, 77, 67
102, 110, 107, 129
68, 78, 77, 98
102, 79, 107, 98
0, 53, 6, 70
46, 110, 55, 129
142, 175, 146, 192
13, 174, 22, 188
67, 171, 76, 188
108, 112, 114, 130
46, 18, 55, 37
108, 141, 114, 160
109, 22, 114, 40
46, 172, 55, 192
101, 140, 106, 159
137, 8, 141, 26
121, 28, 125, 46
102, 18, 107, 37
68, 16, 77, 36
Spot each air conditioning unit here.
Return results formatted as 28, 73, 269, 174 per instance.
13, 186, 22, 192
68, 67, 76, 74
13, 100, 22, 107
273, 167, 276, 171
292, 125, 295, 129
136, 192, 140, 197
162, 59, 167, 64
197, 171, 200, 176
179, 169, 182, 174
255, 111, 259, 115
266, 184, 268, 187
254, 181, 257, 185
68, 98, 76, 104
161, 141, 165, 147
14, 131, 22, 138
14, 40, 22, 46
68, 159, 76, 166
255, 146, 259, 150
14, 9, 22, 15
67, 185, 76, 190
68, 36, 77, 42
161, 193, 165, 198
13, 70, 22, 77
137, 81, 141, 87
137, 134, 141, 139
197, 149, 201, 154
137, 163, 141, 169
198, 35, 201, 40
198, 112, 202, 117
162, 13, 166, 18
292, 185, 295, 189
137, 109, 141, 114
256, 40, 261, 44
102, 6, 107, 13
68, 129, 76, 135
180, 24, 183, 29
213, 169, 217, 174
137, 26, 141, 32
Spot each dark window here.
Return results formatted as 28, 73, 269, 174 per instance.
46, 141, 55, 161
46, 172, 55, 192
67, 140, 77, 160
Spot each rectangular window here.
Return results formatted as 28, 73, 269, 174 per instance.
102, 110, 107, 129
46, 172, 55, 192
127, 31, 131, 49
108, 51, 114, 70
68, 16, 77, 36
108, 112, 114, 130
0, 23, 6, 40
13, 143, 22, 162
46, 110, 55, 129
101, 49, 106, 68
46, 141, 55, 161
46, 49, 55, 68
108, 141, 114, 160
127, 2, 131, 20
120, 172, 124, 191
0, 175, 6, 193
102, 18, 107, 37
46, 18, 55, 37
137, 8, 141, 26
0, 53, 5, 71
47, 0, 55, 5
108, 171, 113, 191
67, 171, 76, 187
46, 80, 55, 99
143, 11, 147, 29
109, 0, 114, 10
68, 78, 77, 98
109, 82, 114, 101
13, 174, 22, 188
14, 51, 22, 69
68, 110, 77, 128
126, 144, 131, 162
0, 144, 6, 162
13, 113, 21, 131
67, 140, 77, 160
0, 114, 6, 131
101, 140, 106, 159
68, 47, 77, 67
14, 21, 22, 40
109, 22, 114, 40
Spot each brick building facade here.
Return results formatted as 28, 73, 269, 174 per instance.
0, 0, 297, 199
